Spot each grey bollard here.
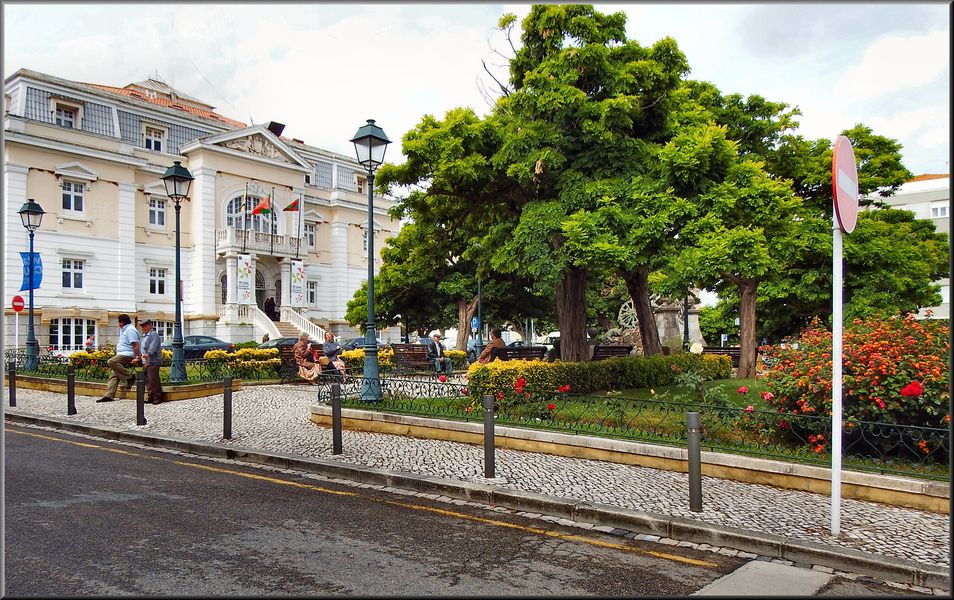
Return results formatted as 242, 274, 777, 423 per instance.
67, 365, 77, 415
687, 411, 702, 512
223, 377, 233, 440
136, 370, 147, 426
331, 383, 342, 455
8, 361, 16, 407
483, 395, 495, 478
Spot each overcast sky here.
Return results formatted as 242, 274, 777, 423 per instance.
3, 2, 949, 175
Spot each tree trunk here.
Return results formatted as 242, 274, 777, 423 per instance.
622, 268, 663, 356
737, 279, 758, 379
510, 321, 526, 342
556, 267, 588, 362
455, 296, 478, 351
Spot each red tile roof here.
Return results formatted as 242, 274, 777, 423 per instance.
908, 173, 949, 182
85, 83, 246, 128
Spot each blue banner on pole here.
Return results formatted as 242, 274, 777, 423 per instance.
20, 252, 42, 291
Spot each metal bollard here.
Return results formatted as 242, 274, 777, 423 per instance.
8, 361, 16, 407
67, 365, 77, 415
483, 395, 495, 478
136, 370, 147, 426
223, 377, 233, 440
687, 411, 702, 512
331, 383, 342, 455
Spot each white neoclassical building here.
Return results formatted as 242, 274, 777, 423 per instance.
3, 68, 402, 351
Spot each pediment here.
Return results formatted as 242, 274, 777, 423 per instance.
218, 132, 300, 165
54, 161, 98, 181
142, 180, 168, 197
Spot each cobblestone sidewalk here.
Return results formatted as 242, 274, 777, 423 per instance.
5, 384, 949, 571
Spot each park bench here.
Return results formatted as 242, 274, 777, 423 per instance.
703, 346, 741, 368
278, 346, 305, 383
489, 346, 547, 361
391, 343, 434, 373
591, 344, 634, 361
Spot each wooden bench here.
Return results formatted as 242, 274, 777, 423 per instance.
591, 344, 634, 361
703, 346, 741, 368
391, 343, 434, 372
278, 346, 305, 383
489, 346, 547, 361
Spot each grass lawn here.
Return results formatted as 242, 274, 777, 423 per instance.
616, 378, 773, 409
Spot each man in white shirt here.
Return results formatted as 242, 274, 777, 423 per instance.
97, 313, 140, 403
425, 331, 453, 376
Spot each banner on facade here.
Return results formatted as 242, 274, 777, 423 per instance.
19, 252, 42, 291
237, 254, 254, 304
291, 260, 306, 307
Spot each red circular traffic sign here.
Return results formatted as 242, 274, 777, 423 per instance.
12, 295, 25, 312
832, 135, 859, 233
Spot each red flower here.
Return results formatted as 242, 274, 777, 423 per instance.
760, 391, 774, 401
90, 360, 97, 366
557, 384, 571, 393
438, 374, 447, 383
899, 381, 924, 398
496, 391, 504, 400
737, 386, 748, 394
547, 403, 555, 411
461, 387, 468, 395
47, 346, 53, 351
465, 406, 474, 413
744, 405, 754, 413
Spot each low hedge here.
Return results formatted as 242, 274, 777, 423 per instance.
466, 353, 731, 399
340, 348, 467, 373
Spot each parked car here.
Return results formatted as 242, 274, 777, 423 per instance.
507, 340, 526, 348
163, 335, 235, 359
257, 336, 300, 350
341, 337, 386, 350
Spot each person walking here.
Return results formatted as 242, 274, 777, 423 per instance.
97, 313, 140, 403
139, 319, 163, 405
426, 331, 453, 376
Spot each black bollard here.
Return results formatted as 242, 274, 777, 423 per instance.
483, 395, 495, 478
135, 370, 147, 426
687, 411, 702, 512
223, 377, 232, 440
8, 361, 16, 407
331, 383, 342, 455
67, 365, 77, 415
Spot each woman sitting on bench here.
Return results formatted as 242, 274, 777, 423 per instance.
322, 331, 348, 379
293, 332, 321, 384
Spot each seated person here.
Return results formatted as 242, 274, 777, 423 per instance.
322, 331, 348, 378
425, 331, 454, 376
293, 332, 321, 384
478, 327, 507, 363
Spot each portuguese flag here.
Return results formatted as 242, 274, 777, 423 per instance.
251, 196, 271, 215
283, 198, 300, 212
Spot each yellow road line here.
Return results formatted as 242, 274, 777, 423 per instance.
10, 424, 718, 567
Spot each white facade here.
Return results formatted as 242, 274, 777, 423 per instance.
3, 68, 402, 351
872, 174, 950, 319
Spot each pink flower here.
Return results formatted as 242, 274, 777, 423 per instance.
547, 403, 555, 411
760, 391, 774, 401
465, 406, 473, 413
438, 374, 447, 383
744, 405, 754, 413
461, 387, 468, 395
737, 386, 749, 394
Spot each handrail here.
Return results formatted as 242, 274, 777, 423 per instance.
280, 305, 327, 342
249, 304, 281, 340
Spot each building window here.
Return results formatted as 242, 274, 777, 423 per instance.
304, 223, 316, 248
153, 320, 174, 342
144, 125, 165, 152
362, 229, 368, 252
149, 267, 167, 295
307, 281, 318, 305
62, 259, 84, 290
225, 196, 276, 233
148, 198, 166, 226
305, 174, 312, 185
49, 318, 96, 351
356, 175, 366, 194
931, 205, 948, 218
61, 181, 84, 212
55, 105, 76, 128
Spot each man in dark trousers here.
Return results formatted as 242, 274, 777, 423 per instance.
139, 319, 163, 404
426, 331, 454, 376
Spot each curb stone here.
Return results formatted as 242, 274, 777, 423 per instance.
4, 412, 949, 592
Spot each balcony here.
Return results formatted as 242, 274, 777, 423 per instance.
215, 228, 304, 258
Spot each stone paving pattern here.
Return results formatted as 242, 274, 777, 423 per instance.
5, 384, 949, 572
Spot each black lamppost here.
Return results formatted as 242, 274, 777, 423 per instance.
351, 119, 390, 402
474, 276, 484, 357
18, 199, 44, 371
161, 160, 194, 383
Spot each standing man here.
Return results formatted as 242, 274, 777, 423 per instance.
425, 331, 454, 376
139, 319, 163, 405
97, 313, 140, 403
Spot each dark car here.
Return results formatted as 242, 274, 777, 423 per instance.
507, 340, 525, 347
163, 335, 235, 359
341, 337, 386, 350
257, 336, 300, 350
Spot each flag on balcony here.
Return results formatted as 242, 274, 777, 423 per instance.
283, 198, 299, 211
251, 196, 271, 215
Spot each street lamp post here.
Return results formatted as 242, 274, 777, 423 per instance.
351, 119, 391, 402
474, 276, 484, 357
161, 160, 194, 384
18, 199, 45, 371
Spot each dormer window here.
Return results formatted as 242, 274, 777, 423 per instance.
144, 125, 166, 152
50, 98, 83, 129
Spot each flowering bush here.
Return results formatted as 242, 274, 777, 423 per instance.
762, 315, 949, 428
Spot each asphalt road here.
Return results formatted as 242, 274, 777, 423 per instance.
4, 424, 744, 596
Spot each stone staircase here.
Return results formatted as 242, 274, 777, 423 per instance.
274, 321, 302, 339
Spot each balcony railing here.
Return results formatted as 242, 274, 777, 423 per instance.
215, 228, 304, 257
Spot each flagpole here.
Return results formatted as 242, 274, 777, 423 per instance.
295, 193, 302, 259
270, 186, 275, 256
242, 182, 248, 252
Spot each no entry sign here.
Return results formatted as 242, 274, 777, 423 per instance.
12, 295, 25, 312
832, 135, 859, 233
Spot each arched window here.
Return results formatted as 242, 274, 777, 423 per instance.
219, 273, 227, 304
225, 196, 276, 233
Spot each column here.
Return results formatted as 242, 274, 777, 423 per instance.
117, 182, 137, 312
4, 164, 29, 350
188, 166, 217, 316
329, 221, 349, 318
280, 257, 293, 309
225, 253, 238, 304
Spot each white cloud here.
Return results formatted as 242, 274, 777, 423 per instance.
834, 30, 948, 100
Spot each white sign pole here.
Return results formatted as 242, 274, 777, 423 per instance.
15, 312, 19, 350
831, 217, 843, 536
